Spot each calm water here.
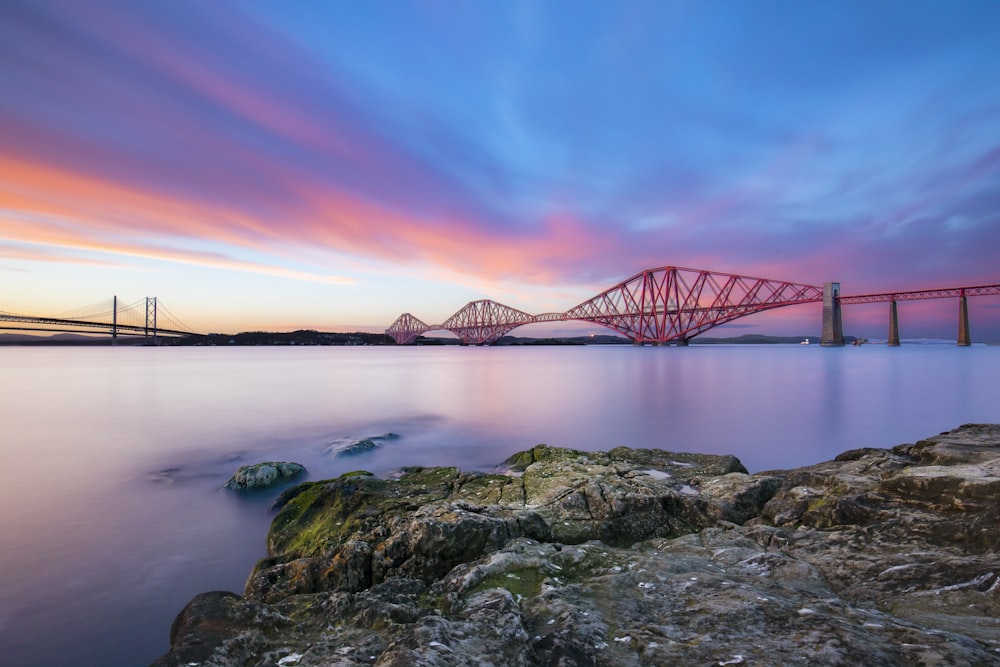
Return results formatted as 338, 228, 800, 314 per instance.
1, 344, 997, 667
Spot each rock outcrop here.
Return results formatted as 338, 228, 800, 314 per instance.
155, 425, 1000, 666
223, 462, 307, 492
324, 433, 400, 458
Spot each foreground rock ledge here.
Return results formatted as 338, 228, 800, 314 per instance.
152, 425, 1000, 666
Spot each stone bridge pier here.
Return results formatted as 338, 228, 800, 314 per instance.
820, 282, 844, 347
824, 283, 983, 347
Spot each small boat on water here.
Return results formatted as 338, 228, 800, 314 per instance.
800, 338, 810, 345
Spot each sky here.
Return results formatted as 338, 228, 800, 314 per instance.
1, 0, 999, 340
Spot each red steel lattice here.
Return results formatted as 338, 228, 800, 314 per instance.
838, 283, 1000, 304
385, 312, 431, 345
385, 266, 1000, 345
564, 266, 823, 343
384, 266, 825, 344
440, 299, 534, 345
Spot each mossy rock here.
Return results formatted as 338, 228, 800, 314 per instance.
504, 443, 746, 476
223, 461, 306, 491
267, 467, 468, 559
503, 444, 607, 471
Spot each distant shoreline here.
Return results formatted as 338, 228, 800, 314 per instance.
3, 331, 991, 346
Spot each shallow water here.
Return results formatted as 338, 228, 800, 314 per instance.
0, 344, 996, 666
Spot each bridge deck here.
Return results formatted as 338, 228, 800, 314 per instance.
839, 283, 1000, 304
386, 270, 1000, 345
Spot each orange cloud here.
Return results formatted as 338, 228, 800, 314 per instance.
2, 136, 631, 294
0, 156, 354, 284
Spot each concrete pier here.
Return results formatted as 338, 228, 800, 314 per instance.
887, 301, 900, 346
958, 295, 970, 346
820, 282, 844, 346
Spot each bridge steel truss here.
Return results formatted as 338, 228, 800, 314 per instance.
836, 283, 1000, 347
385, 313, 432, 345
564, 267, 823, 344
386, 302, 558, 345
386, 266, 825, 345
837, 284, 1000, 304
441, 300, 535, 345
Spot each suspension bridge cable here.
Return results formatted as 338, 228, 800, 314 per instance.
54, 298, 116, 320
156, 301, 199, 333
1, 295, 198, 335
107, 299, 146, 329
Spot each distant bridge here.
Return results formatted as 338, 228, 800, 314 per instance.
387, 266, 1000, 346
0, 297, 198, 343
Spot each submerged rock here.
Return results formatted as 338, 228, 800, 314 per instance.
155, 425, 1000, 666
324, 433, 400, 457
223, 461, 306, 491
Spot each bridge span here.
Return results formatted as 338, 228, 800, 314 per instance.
386, 266, 1000, 346
0, 296, 197, 343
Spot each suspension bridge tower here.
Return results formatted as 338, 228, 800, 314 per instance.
144, 297, 158, 345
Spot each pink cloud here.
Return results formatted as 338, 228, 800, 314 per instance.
0, 153, 618, 288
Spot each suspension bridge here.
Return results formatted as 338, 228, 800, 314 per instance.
386, 266, 1000, 346
0, 296, 198, 344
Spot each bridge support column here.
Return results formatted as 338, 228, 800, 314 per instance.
820, 282, 844, 347
958, 294, 970, 346
112, 295, 118, 346
675, 338, 689, 347
887, 300, 899, 346
145, 297, 158, 345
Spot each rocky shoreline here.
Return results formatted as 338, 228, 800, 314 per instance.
152, 424, 1000, 666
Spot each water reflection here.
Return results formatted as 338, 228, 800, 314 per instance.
0, 345, 997, 667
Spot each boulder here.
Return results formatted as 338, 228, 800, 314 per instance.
325, 433, 400, 457
154, 424, 1000, 666
223, 461, 306, 491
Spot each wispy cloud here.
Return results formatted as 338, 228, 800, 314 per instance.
1, 0, 998, 334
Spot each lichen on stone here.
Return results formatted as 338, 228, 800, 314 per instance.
155, 424, 1000, 667
223, 461, 306, 492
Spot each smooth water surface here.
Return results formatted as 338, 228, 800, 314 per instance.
1, 344, 997, 666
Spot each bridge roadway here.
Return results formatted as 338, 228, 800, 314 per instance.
0, 296, 195, 342
0, 314, 192, 338
3, 271, 997, 345
386, 266, 1000, 346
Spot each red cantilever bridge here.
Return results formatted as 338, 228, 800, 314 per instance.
386, 266, 1000, 346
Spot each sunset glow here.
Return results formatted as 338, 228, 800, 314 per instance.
2, 0, 999, 338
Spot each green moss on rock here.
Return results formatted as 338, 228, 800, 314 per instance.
503, 444, 605, 471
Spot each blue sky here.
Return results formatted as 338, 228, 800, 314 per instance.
1, 0, 998, 338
